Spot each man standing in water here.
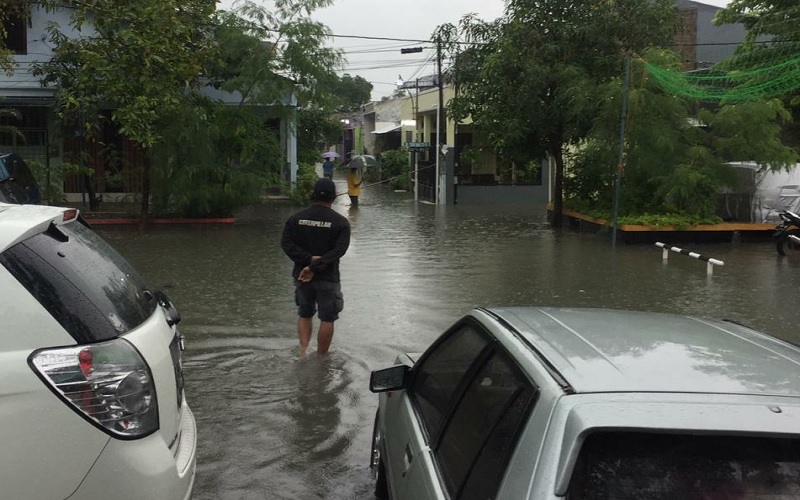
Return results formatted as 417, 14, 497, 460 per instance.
281, 177, 351, 356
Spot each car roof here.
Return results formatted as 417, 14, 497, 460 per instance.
487, 307, 800, 397
0, 202, 74, 252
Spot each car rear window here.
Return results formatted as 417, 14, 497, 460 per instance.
0, 220, 156, 343
568, 431, 800, 499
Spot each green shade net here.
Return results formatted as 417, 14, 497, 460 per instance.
645, 44, 800, 103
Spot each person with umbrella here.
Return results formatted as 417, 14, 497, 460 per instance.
346, 164, 363, 207
345, 155, 374, 208
321, 151, 338, 179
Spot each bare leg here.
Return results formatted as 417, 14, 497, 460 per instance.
298, 317, 312, 356
317, 321, 335, 354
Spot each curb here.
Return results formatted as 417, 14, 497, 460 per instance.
87, 218, 236, 226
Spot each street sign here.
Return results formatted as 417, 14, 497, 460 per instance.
406, 142, 430, 151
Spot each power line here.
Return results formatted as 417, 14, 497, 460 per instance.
325, 33, 429, 43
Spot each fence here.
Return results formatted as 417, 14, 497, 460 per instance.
655, 242, 725, 276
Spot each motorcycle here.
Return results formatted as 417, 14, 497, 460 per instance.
774, 210, 800, 256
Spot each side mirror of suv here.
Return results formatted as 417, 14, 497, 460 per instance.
154, 290, 182, 326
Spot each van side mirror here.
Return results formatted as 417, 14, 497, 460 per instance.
369, 365, 410, 393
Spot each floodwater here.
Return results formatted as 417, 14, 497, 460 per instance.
97, 181, 800, 500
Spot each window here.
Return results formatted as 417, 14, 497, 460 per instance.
568, 432, 800, 500
3, 154, 36, 186
411, 324, 489, 440
436, 350, 536, 499
2, 14, 27, 55
1, 221, 156, 343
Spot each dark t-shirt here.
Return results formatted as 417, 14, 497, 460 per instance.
280, 204, 351, 282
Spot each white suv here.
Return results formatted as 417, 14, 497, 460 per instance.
0, 203, 196, 500
370, 307, 800, 499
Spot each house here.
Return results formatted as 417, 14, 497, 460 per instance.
676, 0, 749, 70
362, 99, 402, 156
360, 80, 549, 205
0, 3, 297, 203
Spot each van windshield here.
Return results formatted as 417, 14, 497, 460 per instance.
568, 432, 800, 500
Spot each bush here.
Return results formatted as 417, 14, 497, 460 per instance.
380, 148, 411, 190
25, 159, 92, 205
288, 163, 319, 205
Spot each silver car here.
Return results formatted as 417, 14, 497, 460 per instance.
370, 307, 800, 500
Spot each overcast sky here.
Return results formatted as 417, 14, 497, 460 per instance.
219, 0, 731, 101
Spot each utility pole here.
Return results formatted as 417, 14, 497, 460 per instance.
436, 35, 444, 205
414, 78, 420, 203
399, 46, 437, 204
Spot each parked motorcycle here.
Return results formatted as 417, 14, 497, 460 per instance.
774, 210, 800, 256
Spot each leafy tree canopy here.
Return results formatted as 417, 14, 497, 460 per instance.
326, 73, 373, 112
296, 107, 342, 165
716, 0, 800, 43
568, 50, 798, 219
33, 0, 217, 148
219, 0, 343, 109
714, 0, 800, 107
439, 0, 678, 225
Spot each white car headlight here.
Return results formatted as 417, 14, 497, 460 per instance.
29, 339, 159, 439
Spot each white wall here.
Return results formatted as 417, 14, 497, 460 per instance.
1, 5, 96, 97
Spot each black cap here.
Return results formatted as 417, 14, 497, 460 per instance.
311, 177, 336, 202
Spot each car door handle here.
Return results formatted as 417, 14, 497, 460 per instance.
402, 443, 414, 476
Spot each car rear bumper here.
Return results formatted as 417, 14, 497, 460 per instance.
69, 404, 197, 499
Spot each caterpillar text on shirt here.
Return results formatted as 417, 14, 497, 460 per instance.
298, 219, 333, 228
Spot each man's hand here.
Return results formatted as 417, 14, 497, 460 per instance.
298, 266, 314, 282
298, 256, 320, 282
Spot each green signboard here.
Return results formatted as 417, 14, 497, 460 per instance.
406, 142, 430, 151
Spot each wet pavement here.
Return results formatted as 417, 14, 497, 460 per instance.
97, 181, 800, 499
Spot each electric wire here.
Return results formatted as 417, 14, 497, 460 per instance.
334, 163, 437, 198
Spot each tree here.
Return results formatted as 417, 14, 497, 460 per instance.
33, 0, 216, 216
716, 0, 800, 149
221, 0, 343, 109
31, 0, 342, 217
35, 0, 216, 148
439, 0, 677, 226
151, 95, 283, 217
568, 50, 798, 220
296, 107, 342, 166
213, 1, 344, 186
716, 0, 800, 48
0, 0, 30, 75
327, 74, 373, 112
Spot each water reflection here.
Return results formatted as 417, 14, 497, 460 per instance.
96, 185, 800, 499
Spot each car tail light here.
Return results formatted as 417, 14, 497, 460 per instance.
29, 339, 159, 439
60, 208, 79, 223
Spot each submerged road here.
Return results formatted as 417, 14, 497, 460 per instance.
99, 182, 800, 499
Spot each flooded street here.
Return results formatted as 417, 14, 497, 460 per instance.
98, 182, 800, 500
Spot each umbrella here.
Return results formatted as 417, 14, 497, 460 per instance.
349, 155, 376, 170
322, 151, 340, 159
